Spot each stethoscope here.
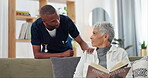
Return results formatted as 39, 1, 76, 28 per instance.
44, 40, 68, 52
44, 44, 48, 52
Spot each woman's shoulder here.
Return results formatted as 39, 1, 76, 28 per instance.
110, 45, 126, 52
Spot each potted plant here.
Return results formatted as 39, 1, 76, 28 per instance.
112, 38, 132, 50
140, 41, 147, 56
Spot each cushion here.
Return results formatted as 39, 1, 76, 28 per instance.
0, 58, 53, 78
132, 56, 148, 78
51, 57, 80, 78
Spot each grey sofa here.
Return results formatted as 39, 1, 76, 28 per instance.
0, 57, 80, 78
0, 57, 142, 78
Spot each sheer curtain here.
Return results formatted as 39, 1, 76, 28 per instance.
117, 0, 141, 56
117, 0, 148, 56
140, 0, 148, 47
0, 0, 8, 58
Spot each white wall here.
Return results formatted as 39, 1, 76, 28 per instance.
75, 0, 117, 56
76, 0, 117, 40
0, 0, 8, 58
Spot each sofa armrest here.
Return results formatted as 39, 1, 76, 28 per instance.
129, 56, 142, 62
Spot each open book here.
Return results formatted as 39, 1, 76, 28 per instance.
86, 61, 131, 78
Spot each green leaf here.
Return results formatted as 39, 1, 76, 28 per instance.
141, 41, 147, 49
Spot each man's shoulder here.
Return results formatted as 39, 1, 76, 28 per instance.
59, 15, 74, 26
60, 14, 67, 18
60, 15, 70, 20
32, 18, 43, 28
32, 18, 42, 25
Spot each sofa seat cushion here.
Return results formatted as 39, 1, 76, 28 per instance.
0, 58, 53, 78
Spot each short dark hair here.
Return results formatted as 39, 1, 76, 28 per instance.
40, 5, 56, 16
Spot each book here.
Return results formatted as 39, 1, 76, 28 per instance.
16, 11, 31, 16
18, 22, 32, 39
18, 23, 28, 39
86, 61, 131, 78
24, 22, 32, 39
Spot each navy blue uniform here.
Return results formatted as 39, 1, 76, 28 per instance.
31, 15, 79, 53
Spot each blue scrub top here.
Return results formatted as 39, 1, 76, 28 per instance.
31, 15, 79, 53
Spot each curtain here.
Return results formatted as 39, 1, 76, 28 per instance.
140, 0, 148, 48
117, 0, 141, 56
0, 0, 8, 58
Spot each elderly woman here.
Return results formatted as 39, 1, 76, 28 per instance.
73, 22, 131, 78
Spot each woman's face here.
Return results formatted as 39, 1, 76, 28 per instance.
90, 28, 107, 48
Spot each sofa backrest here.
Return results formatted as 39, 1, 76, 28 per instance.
0, 58, 53, 78
129, 56, 142, 62
0, 56, 142, 78
51, 57, 80, 78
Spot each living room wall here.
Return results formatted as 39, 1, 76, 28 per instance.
0, 0, 118, 58
0, 0, 8, 58
75, 0, 118, 56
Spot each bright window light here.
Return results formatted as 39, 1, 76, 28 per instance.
140, 0, 148, 43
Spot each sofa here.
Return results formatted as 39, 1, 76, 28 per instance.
0, 58, 54, 78
0, 56, 142, 78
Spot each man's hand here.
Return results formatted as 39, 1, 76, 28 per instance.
86, 48, 94, 54
62, 49, 74, 57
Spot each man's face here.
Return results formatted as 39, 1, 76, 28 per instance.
41, 13, 60, 30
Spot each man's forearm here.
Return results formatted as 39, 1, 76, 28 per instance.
80, 41, 89, 51
34, 49, 74, 59
34, 52, 64, 59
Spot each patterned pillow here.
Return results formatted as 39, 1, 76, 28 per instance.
132, 56, 148, 78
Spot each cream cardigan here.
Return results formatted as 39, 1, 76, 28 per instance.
73, 46, 131, 78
